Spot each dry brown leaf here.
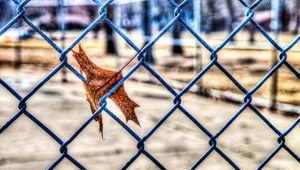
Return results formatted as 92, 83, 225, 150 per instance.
71, 44, 139, 137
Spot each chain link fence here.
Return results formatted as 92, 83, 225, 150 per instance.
0, 0, 299, 169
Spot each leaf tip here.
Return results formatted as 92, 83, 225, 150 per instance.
71, 49, 78, 55
125, 112, 140, 127
78, 43, 84, 54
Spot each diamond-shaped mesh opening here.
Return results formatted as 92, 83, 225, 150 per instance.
218, 107, 279, 169
25, 77, 91, 140
145, 109, 208, 169
0, 115, 61, 168
128, 82, 174, 132
180, 90, 245, 134
68, 111, 139, 169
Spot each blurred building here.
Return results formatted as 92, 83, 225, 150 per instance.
27, 0, 94, 6
0, 1, 15, 28
0, 0, 299, 33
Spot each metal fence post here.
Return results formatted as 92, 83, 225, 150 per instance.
193, 0, 203, 93
57, 0, 68, 83
270, 0, 282, 110
143, 0, 155, 64
14, 40, 22, 69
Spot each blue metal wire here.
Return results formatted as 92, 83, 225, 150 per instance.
0, 0, 299, 169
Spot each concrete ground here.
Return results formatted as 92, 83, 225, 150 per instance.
0, 66, 299, 170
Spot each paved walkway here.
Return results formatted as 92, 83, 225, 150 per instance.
0, 67, 299, 170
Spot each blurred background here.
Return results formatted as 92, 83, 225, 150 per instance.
0, 0, 299, 169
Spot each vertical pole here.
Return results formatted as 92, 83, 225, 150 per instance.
143, 0, 154, 64
15, 9, 22, 69
58, 0, 67, 83
270, 0, 282, 110
291, 0, 300, 34
248, 0, 255, 44
104, 5, 117, 55
115, 1, 122, 69
194, 0, 203, 93
10, 0, 22, 69
14, 40, 22, 69
225, 0, 235, 42
172, 0, 183, 56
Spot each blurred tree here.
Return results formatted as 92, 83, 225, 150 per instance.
121, 3, 136, 32
290, 0, 300, 34
280, 2, 290, 32
248, 0, 256, 43
225, 0, 236, 41
172, 0, 184, 56
172, 22, 184, 55
87, 6, 101, 38
153, 1, 171, 30
87, 5, 116, 55
204, 0, 217, 33
143, 0, 155, 64
0, 1, 13, 28
104, 5, 117, 55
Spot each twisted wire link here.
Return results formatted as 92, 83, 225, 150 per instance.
0, 0, 299, 169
